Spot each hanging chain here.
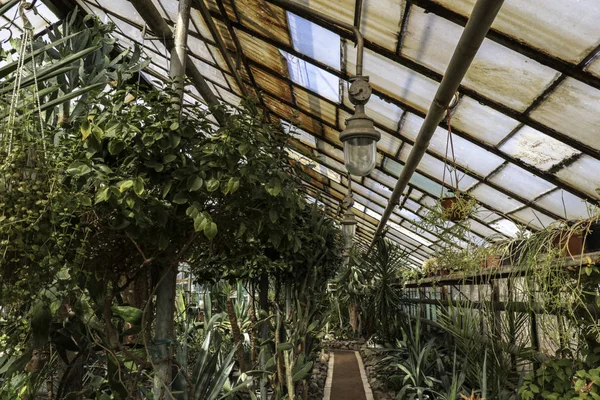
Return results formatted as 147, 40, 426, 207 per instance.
343, 172, 354, 210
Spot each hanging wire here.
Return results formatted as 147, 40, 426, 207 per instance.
6, 1, 46, 157
440, 92, 460, 199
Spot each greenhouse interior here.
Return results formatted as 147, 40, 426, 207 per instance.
2, 0, 600, 398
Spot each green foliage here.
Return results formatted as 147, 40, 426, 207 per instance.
519, 359, 600, 400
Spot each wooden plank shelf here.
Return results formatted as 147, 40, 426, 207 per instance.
404, 251, 600, 288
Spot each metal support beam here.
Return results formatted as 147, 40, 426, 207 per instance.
129, 0, 225, 125
193, 0, 247, 97
371, 0, 505, 247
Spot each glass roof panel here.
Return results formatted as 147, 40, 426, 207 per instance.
377, 129, 402, 156
207, 43, 230, 72
511, 208, 557, 231
293, 86, 337, 124
237, 30, 288, 75
383, 158, 452, 197
585, 56, 600, 78
402, 6, 560, 112
397, 208, 422, 223
399, 113, 505, 177
190, 58, 228, 87
289, 151, 342, 184
472, 207, 502, 224
535, 189, 598, 220
399, 145, 478, 191
236, 0, 291, 46
287, 12, 340, 69
431, 0, 600, 64
282, 121, 316, 147
316, 141, 344, 162
281, 50, 340, 102
364, 177, 393, 199
189, 8, 214, 41
530, 78, 600, 151
388, 221, 433, 247
489, 218, 521, 237
360, 0, 405, 51
554, 155, 600, 200
403, 199, 422, 213
450, 96, 520, 146
251, 66, 294, 103
315, 151, 345, 175
499, 125, 581, 171
467, 219, 504, 240
488, 163, 555, 201
346, 46, 438, 113
470, 184, 524, 214
298, 0, 354, 29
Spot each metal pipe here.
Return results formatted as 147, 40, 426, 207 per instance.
370, 0, 505, 247
266, 0, 363, 75
129, 0, 226, 125
169, 0, 192, 104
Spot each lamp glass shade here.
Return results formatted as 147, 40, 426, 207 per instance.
342, 221, 356, 245
344, 137, 377, 176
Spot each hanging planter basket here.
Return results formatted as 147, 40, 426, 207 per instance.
440, 194, 476, 222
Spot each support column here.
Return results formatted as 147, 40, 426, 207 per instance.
153, 1, 192, 399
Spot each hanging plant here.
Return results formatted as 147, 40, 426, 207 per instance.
440, 192, 478, 222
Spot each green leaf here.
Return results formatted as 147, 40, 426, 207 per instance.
162, 180, 173, 198
206, 178, 220, 192
277, 343, 293, 352
228, 177, 240, 194
238, 143, 251, 155
236, 222, 247, 238
194, 215, 207, 232
80, 121, 92, 140
173, 192, 188, 204
187, 175, 203, 192
163, 154, 177, 163
292, 361, 313, 382
269, 208, 278, 223
119, 180, 134, 192
266, 178, 282, 196
95, 187, 110, 204
170, 121, 179, 131
111, 305, 142, 325
108, 139, 125, 155
66, 161, 91, 176
133, 177, 144, 196
204, 221, 218, 240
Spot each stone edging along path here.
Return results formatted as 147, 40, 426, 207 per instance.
323, 350, 374, 400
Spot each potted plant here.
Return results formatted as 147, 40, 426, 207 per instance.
440, 192, 478, 222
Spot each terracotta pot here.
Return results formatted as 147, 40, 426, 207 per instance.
552, 231, 583, 257
481, 255, 501, 269
440, 196, 470, 222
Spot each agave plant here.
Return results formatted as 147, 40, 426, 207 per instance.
363, 237, 410, 342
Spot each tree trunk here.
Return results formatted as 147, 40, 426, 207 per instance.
153, 262, 177, 399
227, 296, 247, 372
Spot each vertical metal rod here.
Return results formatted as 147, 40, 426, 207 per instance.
370, 0, 505, 247
154, 2, 191, 398
170, 0, 192, 107
129, 0, 226, 125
